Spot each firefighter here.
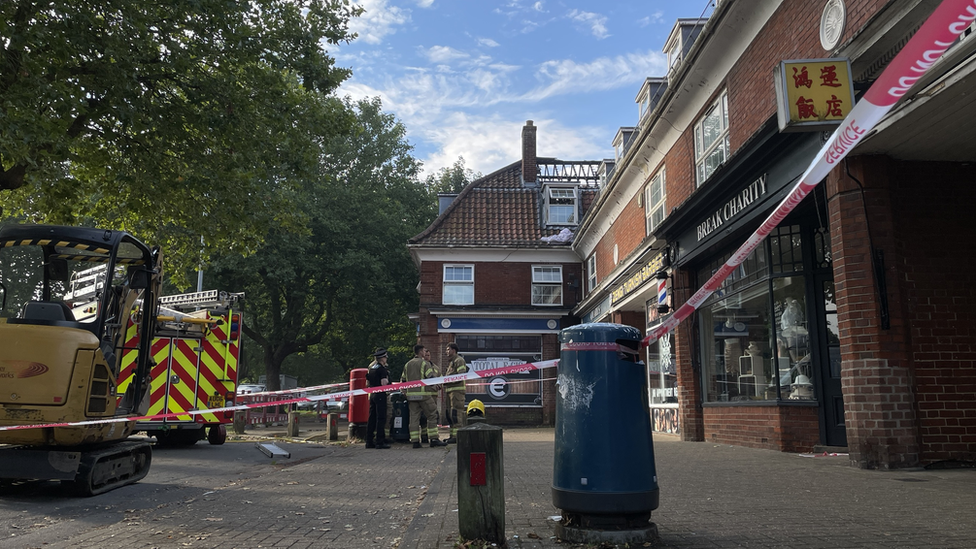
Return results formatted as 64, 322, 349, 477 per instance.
365, 348, 391, 449
443, 342, 468, 443
401, 344, 446, 448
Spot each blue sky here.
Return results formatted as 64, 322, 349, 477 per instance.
333, 0, 715, 178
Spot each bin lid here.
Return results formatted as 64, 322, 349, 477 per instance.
559, 322, 642, 344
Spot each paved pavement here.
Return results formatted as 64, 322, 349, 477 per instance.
4, 419, 975, 548
252, 420, 976, 549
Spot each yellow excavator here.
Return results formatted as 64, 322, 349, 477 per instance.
0, 224, 162, 495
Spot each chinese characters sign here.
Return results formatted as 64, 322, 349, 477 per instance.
775, 58, 855, 132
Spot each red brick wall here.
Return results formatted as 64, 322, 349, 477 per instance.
826, 155, 919, 468
665, 0, 891, 208
704, 405, 820, 452
420, 260, 582, 308
889, 161, 976, 464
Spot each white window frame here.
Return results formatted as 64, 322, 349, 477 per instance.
667, 42, 681, 71
694, 90, 730, 186
443, 264, 474, 305
645, 167, 667, 235
546, 186, 577, 225
531, 265, 563, 306
586, 254, 597, 293
639, 93, 651, 120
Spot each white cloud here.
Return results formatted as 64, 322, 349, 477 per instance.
421, 115, 608, 177
533, 1, 545, 12
423, 45, 470, 64
524, 50, 667, 101
478, 37, 501, 48
639, 11, 665, 27
348, 0, 410, 45
416, 0, 435, 7
567, 9, 609, 39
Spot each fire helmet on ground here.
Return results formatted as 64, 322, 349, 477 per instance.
467, 399, 485, 417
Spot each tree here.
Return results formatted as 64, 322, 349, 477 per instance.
0, 1, 362, 285
425, 157, 481, 195
208, 97, 436, 390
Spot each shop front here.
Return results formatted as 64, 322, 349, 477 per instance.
431, 315, 562, 425
661, 128, 843, 451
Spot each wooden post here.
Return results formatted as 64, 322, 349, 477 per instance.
233, 411, 247, 434
287, 411, 300, 437
327, 412, 339, 441
457, 422, 505, 545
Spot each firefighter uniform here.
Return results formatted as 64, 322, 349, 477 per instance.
444, 353, 468, 442
401, 354, 446, 447
365, 348, 391, 449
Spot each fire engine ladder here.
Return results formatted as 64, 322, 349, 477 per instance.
160, 290, 243, 311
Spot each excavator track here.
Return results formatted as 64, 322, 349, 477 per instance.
69, 440, 153, 496
0, 439, 152, 496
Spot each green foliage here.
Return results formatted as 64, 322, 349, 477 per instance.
425, 157, 482, 195
0, 0, 361, 287
208, 97, 436, 390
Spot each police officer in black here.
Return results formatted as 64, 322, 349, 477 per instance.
365, 348, 391, 449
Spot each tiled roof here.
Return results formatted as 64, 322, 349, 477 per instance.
410, 159, 599, 248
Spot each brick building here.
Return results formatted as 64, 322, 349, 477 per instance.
573, 0, 976, 468
407, 122, 600, 425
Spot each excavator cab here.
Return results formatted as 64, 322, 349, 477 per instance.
0, 224, 161, 495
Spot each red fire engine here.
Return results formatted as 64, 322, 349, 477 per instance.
118, 290, 244, 445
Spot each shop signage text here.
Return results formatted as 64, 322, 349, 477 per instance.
696, 174, 767, 242
610, 252, 666, 305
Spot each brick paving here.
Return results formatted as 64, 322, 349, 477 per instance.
7, 424, 976, 548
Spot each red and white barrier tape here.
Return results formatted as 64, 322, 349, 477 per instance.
642, 0, 976, 348
0, 359, 559, 432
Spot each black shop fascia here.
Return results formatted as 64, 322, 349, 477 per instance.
656, 120, 823, 268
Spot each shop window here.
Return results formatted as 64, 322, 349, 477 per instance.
772, 277, 814, 400
697, 224, 825, 403
770, 225, 804, 274
694, 90, 729, 186
586, 254, 597, 293
699, 278, 776, 402
645, 167, 667, 235
443, 264, 473, 305
545, 187, 577, 225
455, 335, 543, 406
647, 332, 677, 405
532, 265, 562, 306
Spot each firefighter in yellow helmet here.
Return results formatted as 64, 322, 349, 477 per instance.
401, 344, 446, 448
443, 342, 468, 443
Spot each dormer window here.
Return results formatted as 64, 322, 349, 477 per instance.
613, 127, 636, 163
667, 42, 681, 72
636, 78, 668, 122
664, 19, 707, 81
546, 187, 577, 225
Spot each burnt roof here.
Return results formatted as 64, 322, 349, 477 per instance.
410, 159, 599, 248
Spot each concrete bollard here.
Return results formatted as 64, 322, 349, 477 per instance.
327, 412, 339, 441
233, 411, 247, 434
287, 411, 300, 437
457, 422, 504, 545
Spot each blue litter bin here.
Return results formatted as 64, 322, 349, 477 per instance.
552, 323, 659, 524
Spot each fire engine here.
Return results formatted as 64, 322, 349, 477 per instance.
118, 290, 244, 445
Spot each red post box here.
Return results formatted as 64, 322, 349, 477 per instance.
347, 368, 369, 440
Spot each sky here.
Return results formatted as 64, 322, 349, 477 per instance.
332, 0, 715, 179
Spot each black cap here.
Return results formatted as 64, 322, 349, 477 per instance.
372, 347, 388, 358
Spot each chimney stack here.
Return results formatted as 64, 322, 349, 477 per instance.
521, 120, 537, 186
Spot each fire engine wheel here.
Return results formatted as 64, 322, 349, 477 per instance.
207, 425, 227, 445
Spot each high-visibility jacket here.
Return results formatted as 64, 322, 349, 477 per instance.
444, 355, 468, 393
401, 356, 437, 399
